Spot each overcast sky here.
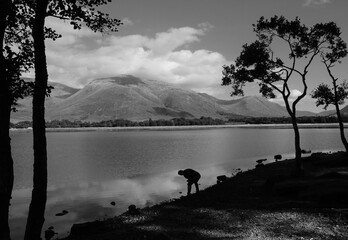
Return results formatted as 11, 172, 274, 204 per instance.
32, 0, 348, 112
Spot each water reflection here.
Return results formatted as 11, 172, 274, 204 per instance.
10, 128, 346, 239
9, 166, 228, 239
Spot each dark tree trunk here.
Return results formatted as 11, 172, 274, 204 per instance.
283, 95, 303, 174
333, 81, 348, 152
0, 1, 14, 239
24, 0, 49, 239
292, 116, 303, 172
335, 105, 348, 152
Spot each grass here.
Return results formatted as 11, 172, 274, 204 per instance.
62, 152, 348, 240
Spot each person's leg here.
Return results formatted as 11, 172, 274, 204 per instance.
187, 183, 192, 195
194, 182, 199, 193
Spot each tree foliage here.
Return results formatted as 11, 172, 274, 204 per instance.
312, 82, 348, 110
311, 21, 348, 152
222, 15, 347, 171
3, 1, 36, 111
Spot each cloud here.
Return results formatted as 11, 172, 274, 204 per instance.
303, 0, 332, 6
41, 18, 230, 98
121, 17, 134, 26
268, 88, 304, 104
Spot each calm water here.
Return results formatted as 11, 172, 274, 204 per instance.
9, 127, 347, 239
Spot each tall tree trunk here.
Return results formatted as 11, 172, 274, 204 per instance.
0, 1, 14, 239
333, 81, 348, 152
335, 104, 348, 153
292, 117, 303, 172
283, 95, 303, 174
335, 104, 348, 152
24, 0, 49, 239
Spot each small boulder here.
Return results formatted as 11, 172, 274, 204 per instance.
256, 158, 267, 164
55, 210, 69, 216
301, 149, 311, 154
217, 175, 227, 184
128, 204, 140, 215
274, 154, 282, 162
44, 226, 57, 240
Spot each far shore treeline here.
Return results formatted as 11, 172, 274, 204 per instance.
10, 115, 348, 129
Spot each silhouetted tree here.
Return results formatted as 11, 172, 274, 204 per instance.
24, 1, 122, 239
312, 82, 348, 151
222, 16, 344, 174
311, 22, 348, 153
24, 1, 50, 239
0, 3, 13, 239
1, 1, 34, 238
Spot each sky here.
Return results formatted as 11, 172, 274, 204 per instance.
31, 0, 348, 112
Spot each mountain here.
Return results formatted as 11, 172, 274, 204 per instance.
45, 75, 226, 121
318, 105, 348, 117
199, 93, 316, 118
11, 75, 317, 122
342, 105, 348, 117
12, 81, 80, 122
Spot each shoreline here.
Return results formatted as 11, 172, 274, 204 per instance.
62, 151, 348, 240
10, 123, 348, 132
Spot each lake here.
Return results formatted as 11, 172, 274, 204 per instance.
9, 126, 347, 239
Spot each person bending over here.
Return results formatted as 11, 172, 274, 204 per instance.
178, 168, 201, 195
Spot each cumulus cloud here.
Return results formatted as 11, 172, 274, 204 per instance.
268, 88, 304, 104
40, 18, 230, 98
303, 0, 332, 6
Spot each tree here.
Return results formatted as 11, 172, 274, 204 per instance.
222, 16, 342, 173
311, 23, 348, 153
24, 1, 122, 239
0, 3, 14, 239
312, 82, 348, 152
1, 1, 35, 239
24, 1, 50, 239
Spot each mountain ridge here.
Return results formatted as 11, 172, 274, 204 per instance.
11, 75, 317, 122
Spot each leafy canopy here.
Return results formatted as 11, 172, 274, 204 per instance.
222, 15, 346, 104
4, 1, 36, 110
311, 21, 348, 111
311, 82, 348, 110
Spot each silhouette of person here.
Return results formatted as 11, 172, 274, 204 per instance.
178, 168, 201, 195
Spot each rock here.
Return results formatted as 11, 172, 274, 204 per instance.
256, 159, 267, 164
55, 210, 69, 216
217, 175, 227, 184
301, 149, 311, 154
110, 201, 116, 206
44, 227, 57, 240
128, 204, 140, 215
274, 154, 282, 162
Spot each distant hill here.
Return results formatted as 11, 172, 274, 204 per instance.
342, 105, 348, 117
12, 81, 80, 122
199, 93, 316, 118
11, 75, 317, 122
317, 105, 348, 117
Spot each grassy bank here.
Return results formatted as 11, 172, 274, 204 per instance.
61, 151, 348, 240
